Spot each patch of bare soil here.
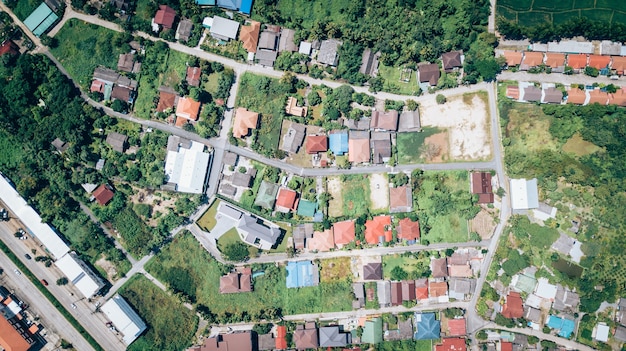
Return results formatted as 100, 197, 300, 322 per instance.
422, 132, 449, 162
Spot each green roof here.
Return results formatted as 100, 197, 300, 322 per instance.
254, 181, 279, 210
361, 317, 383, 344
514, 273, 537, 294
296, 199, 317, 217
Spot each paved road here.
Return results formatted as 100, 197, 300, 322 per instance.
482, 324, 596, 351
0, 222, 126, 351
498, 70, 623, 85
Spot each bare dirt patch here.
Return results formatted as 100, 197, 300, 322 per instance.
420, 92, 491, 161
129, 187, 177, 226
369, 173, 389, 211
422, 132, 449, 162
327, 177, 343, 217
470, 208, 496, 239
96, 256, 119, 282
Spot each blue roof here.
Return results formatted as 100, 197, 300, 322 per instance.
24, 2, 58, 36
195, 0, 216, 4
414, 313, 440, 340
33, 11, 58, 36
329, 131, 348, 155
547, 315, 575, 338
239, 0, 252, 14
217, 0, 240, 10
286, 261, 319, 288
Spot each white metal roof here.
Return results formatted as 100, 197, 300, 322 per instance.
535, 278, 557, 300
210, 16, 239, 40
0, 174, 70, 259
510, 178, 539, 210
596, 323, 610, 342
164, 141, 210, 194
55, 253, 104, 298
101, 294, 147, 345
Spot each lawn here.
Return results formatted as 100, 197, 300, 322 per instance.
382, 255, 425, 278
120, 275, 198, 351
425, 214, 469, 243
196, 199, 221, 231
341, 175, 371, 217
378, 64, 420, 96
146, 232, 354, 320
319, 257, 352, 283
396, 127, 441, 164
497, 0, 626, 25
415, 339, 435, 351
51, 20, 126, 90
262, 0, 351, 29
216, 227, 259, 257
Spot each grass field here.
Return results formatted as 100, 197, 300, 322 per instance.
396, 127, 441, 164
51, 20, 126, 90
378, 65, 420, 96
497, 0, 626, 26
341, 175, 371, 217
120, 275, 198, 351
263, 0, 350, 29
382, 255, 430, 279
562, 133, 601, 156
319, 257, 352, 283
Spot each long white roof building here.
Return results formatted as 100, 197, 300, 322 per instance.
510, 178, 539, 210
164, 137, 211, 194
55, 252, 105, 298
101, 294, 147, 345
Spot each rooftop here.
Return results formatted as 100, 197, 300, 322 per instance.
286, 261, 319, 288
397, 218, 420, 242
239, 21, 260, 53
364, 215, 392, 245
414, 313, 440, 340
389, 186, 412, 213
233, 108, 259, 138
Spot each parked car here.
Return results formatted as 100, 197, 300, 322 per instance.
24, 254, 31, 260
14, 269, 20, 275
41, 279, 48, 286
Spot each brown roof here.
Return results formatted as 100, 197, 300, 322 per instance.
521, 51, 543, 67
447, 318, 466, 336
567, 54, 588, 69
111, 85, 132, 102
219, 272, 252, 294
397, 218, 420, 241
523, 86, 541, 102
278, 28, 297, 52
391, 281, 402, 306
157, 91, 177, 112
190, 332, 254, 351
233, 108, 259, 138
365, 216, 392, 245
567, 89, 586, 105
419, 63, 440, 85
431, 258, 448, 278
401, 280, 416, 301
371, 110, 398, 131
117, 53, 135, 72
544, 53, 565, 68
176, 97, 201, 121
154, 5, 176, 29
0, 40, 19, 56
294, 324, 318, 350
258, 31, 278, 51
389, 186, 411, 212
90, 80, 105, 93
429, 281, 448, 297
608, 88, 626, 107
93, 184, 114, 206
186, 67, 202, 87
306, 135, 327, 154
448, 265, 473, 278
543, 87, 563, 104
588, 89, 608, 105
333, 220, 355, 247
471, 172, 493, 204
588, 55, 611, 69
348, 138, 370, 163
362, 263, 382, 280
442, 51, 462, 71
502, 51, 522, 66
106, 132, 128, 152
505, 86, 519, 100
612, 56, 626, 74
240, 21, 260, 53
308, 229, 335, 252
502, 292, 524, 318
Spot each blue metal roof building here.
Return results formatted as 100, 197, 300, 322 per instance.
329, 131, 348, 155
547, 315, 575, 338
195, 0, 216, 5
23, 3, 58, 37
414, 313, 441, 340
286, 261, 319, 288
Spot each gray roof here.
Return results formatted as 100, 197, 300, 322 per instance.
448, 278, 475, 300
278, 28, 297, 52
525, 306, 542, 323
319, 326, 350, 347
106, 132, 128, 153
52, 138, 68, 152
176, 19, 193, 42
231, 172, 252, 187
349, 130, 370, 140
551, 233, 574, 256
353, 282, 365, 299
116, 76, 138, 90
219, 183, 237, 196
218, 203, 243, 221
615, 326, 626, 342
210, 16, 239, 40
377, 280, 391, 306
523, 86, 542, 102
553, 285, 579, 312
117, 53, 135, 72
371, 138, 391, 164
360, 48, 381, 76
344, 117, 371, 130
258, 31, 278, 51
223, 151, 238, 166
256, 49, 278, 66
293, 223, 313, 249
542, 87, 563, 104
238, 214, 281, 248
318, 39, 341, 66
167, 135, 192, 152
258, 333, 275, 351
281, 121, 306, 153
363, 263, 382, 280
398, 110, 421, 132
93, 67, 120, 84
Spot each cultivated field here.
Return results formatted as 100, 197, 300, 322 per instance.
497, 0, 626, 26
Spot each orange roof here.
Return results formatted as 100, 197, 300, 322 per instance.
501, 342, 513, 351
544, 53, 565, 68
397, 218, 420, 241
175, 97, 201, 121
588, 89, 608, 105
186, 66, 202, 87
522, 51, 543, 67
567, 54, 588, 69
240, 21, 260, 53
90, 80, 104, 93
233, 107, 259, 138
0, 315, 30, 351
308, 229, 335, 252
93, 184, 114, 206
448, 318, 466, 336
567, 89, 586, 105
588, 55, 611, 69
333, 220, 355, 247
502, 51, 522, 66
608, 89, 626, 107
435, 337, 466, 351
175, 116, 189, 127
348, 138, 370, 163
612, 56, 626, 74
415, 285, 429, 300
429, 281, 448, 297
502, 292, 523, 318
275, 188, 297, 211
364, 215, 392, 245
275, 325, 287, 350
505, 86, 519, 99
306, 135, 328, 154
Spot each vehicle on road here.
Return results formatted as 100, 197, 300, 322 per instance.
14, 228, 25, 238
71, 303, 77, 310
24, 254, 31, 260
0, 208, 8, 221
14, 269, 20, 275
41, 279, 48, 286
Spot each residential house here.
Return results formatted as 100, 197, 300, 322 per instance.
333, 220, 355, 248
293, 321, 320, 349
110, 0, 130, 11
567, 54, 588, 71
215, 0, 253, 15
415, 279, 429, 299
281, 121, 306, 153
308, 229, 334, 252
360, 48, 381, 76
414, 313, 441, 340
219, 270, 252, 293
275, 188, 297, 213
502, 292, 524, 318
435, 338, 466, 351
329, 131, 349, 155
502, 51, 523, 67
233, 108, 259, 138
371, 110, 399, 131
362, 262, 383, 280
319, 326, 350, 347
176, 19, 193, 42
305, 135, 328, 154
566, 88, 587, 105
239, 21, 260, 53
361, 318, 383, 344
542, 87, 563, 104
471, 172, 494, 204
186, 67, 202, 87
258, 31, 278, 51
419, 63, 440, 86
275, 325, 287, 350
188, 331, 255, 351
299, 41, 312, 56
293, 223, 313, 250
93, 184, 115, 206
447, 264, 472, 278
353, 282, 365, 308
506, 86, 519, 100
522, 86, 541, 102
525, 307, 542, 324
217, 203, 281, 250
377, 280, 391, 307
106, 132, 128, 153
317, 39, 341, 66
429, 281, 448, 298
0, 40, 19, 56
285, 96, 308, 117
153, 5, 176, 30
389, 186, 412, 213
546, 315, 575, 338
447, 318, 466, 336
370, 132, 391, 164
510, 178, 539, 210
111, 85, 134, 103
365, 215, 392, 245
223, 150, 239, 166
612, 56, 626, 75
256, 49, 277, 66
117, 53, 137, 73
296, 199, 317, 217
520, 52, 543, 70
544, 53, 565, 72
254, 181, 279, 209
258, 333, 276, 351
401, 280, 416, 301
51, 138, 68, 153
608, 88, 626, 107
448, 278, 475, 301
397, 218, 420, 243
278, 28, 297, 52
442, 51, 462, 72
344, 117, 371, 130
588, 89, 609, 105
398, 110, 421, 132
615, 326, 626, 343
512, 273, 537, 294
175, 97, 201, 123
552, 285, 579, 312
348, 130, 370, 164
286, 261, 319, 288
210, 16, 239, 41
431, 258, 448, 278
588, 55, 611, 71
391, 281, 403, 306
535, 278, 557, 300
156, 89, 177, 112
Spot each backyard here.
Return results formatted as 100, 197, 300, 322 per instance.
120, 275, 198, 351
382, 254, 431, 280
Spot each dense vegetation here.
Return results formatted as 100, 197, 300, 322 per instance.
498, 16, 626, 43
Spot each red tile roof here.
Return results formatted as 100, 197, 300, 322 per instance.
275, 326, 287, 350
275, 188, 297, 211
157, 91, 176, 112
612, 56, 626, 74
502, 51, 522, 66
544, 53, 565, 68
154, 5, 176, 29
415, 279, 429, 300
0, 314, 30, 351
471, 172, 494, 204
506, 86, 519, 100
522, 52, 543, 67
447, 318, 466, 336
306, 135, 328, 154
397, 218, 420, 241
567, 89, 586, 105
308, 229, 335, 252
389, 186, 411, 212
175, 97, 201, 121
219, 272, 252, 294
608, 89, 626, 107
588, 89, 608, 105
0, 40, 19, 56
90, 80, 105, 93
567, 54, 588, 69
333, 220, 355, 247
429, 281, 448, 298
93, 184, 114, 206
348, 138, 370, 163
435, 337, 466, 351
239, 21, 260, 53
588, 55, 611, 69
501, 341, 513, 351
186, 67, 202, 87
502, 292, 523, 318
233, 108, 259, 138
364, 215, 392, 245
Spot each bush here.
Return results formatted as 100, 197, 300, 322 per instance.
222, 242, 249, 261
252, 323, 273, 335
436, 94, 447, 104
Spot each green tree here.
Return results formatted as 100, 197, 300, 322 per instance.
222, 242, 250, 261
584, 66, 599, 77
111, 99, 128, 113
390, 266, 408, 281
436, 94, 447, 104
307, 90, 321, 106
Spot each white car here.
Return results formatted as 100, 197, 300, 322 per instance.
14, 269, 20, 275
71, 303, 77, 310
